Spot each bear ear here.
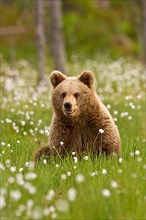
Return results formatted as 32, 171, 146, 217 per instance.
78, 70, 94, 88
50, 70, 67, 87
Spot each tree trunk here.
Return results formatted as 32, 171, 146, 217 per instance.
36, 0, 46, 85
49, 0, 66, 73
97, 0, 110, 8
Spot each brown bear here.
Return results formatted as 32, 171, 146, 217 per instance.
34, 70, 121, 160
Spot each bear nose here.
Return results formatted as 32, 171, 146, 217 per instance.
64, 102, 72, 109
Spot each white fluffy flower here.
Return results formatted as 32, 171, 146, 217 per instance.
111, 180, 118, 188
67, 188, 76, 202
0, 195, 6, 210
135, 150, 140, 155
118, 158, 123, 163
102, 189, 111, 197
99, 129, 104, 134
75, 174, 84, 183
102, 169, 107, 174
56, 199, 69, 213
10, 190, 22, 201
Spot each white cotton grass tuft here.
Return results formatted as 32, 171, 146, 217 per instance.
10, 190, 22, 201
67, 187, 77, 202
135, 150, 140, 155
24, 172, 37, 180
102, 189, 111, 197
111, 180, 118, 188
0, 195, 6, 210
75, 173, 85, 183
55, 199, 69, 213
43, 159, 47, 165
73, 156, 78, 163
61, 174, 67, 180
32, 206, 43, 220
118, 158, 123, 164
83, 156, 89, 161
46, 189, 55, 201
99, 129, 104, 134
102, 169, 107, 175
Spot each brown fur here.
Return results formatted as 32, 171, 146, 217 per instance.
34, 70, 121, 160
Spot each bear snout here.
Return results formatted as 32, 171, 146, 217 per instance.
64, 102, 72, 110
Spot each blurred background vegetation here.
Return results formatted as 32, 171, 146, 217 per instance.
0, 0, 144, 76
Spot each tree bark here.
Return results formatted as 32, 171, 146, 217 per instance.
36, 0, 46, 85
97, 0, 110, 8
49, 0, 66, 73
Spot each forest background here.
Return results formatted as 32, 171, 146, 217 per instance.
0, 0, 145, 81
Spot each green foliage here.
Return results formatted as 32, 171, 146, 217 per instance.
0, 0, 143, 61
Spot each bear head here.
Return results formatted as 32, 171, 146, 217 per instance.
50, 70, 95, 118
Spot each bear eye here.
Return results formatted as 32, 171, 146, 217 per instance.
61, 92, 66, 98
74, 93, 80, 99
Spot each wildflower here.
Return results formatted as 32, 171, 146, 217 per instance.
45, 129, 49, 135
19, 167, 24, 172
51, 212, 58, 219
24, 182, 36, 194
43, 159, 47, 165
21, 121, 26, 126
49, 205, 55, 213
75, 173, 84, 183
111, 180, 118, 188
28, 161, 35, 171
99, 129, 104, 134
72, 151, 76, 155
73, 156, 78, 163
23, 131, 27, 136
16, 173, 25, 186
102, 169, 107, 174
46, 189, 55, 201
8, 176, 15, 184
67, 188, 77, 202
55, 199, 69, 213
10, 190, 22, 201
0, 163, 5, 171
25, 162, 29, 167
10, 166, 16, 172
135, 150, 140, 155
130, 152, 134, 157
131, 173, 137, 178
61, 174, 67, 180
118, 168, 123, 174
43, 207, 50, 216
83, 156, 89, 161
67, 171, 71, 176
90, 171, 98, 177
32, 206, 43, 220
25, 172, 37, 180
102, 189, 111, 197
137, 157, 142, 162
118, 158, 123, 164
0, 195, 6, 210
107, 104, 111, 109
60, 141, 64, 146
114, 110, 118, 115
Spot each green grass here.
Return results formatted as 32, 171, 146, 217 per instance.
0, 58, 145, 219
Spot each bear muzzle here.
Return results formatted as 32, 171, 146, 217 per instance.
63, 102, 75, 115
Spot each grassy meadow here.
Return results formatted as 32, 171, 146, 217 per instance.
0, 56, 146, 219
